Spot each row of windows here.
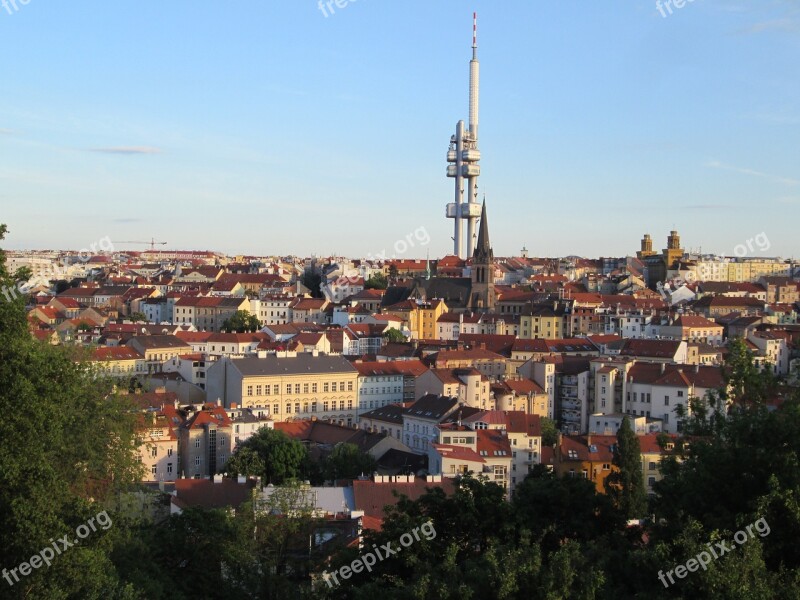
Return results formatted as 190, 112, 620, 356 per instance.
360, 386, 402, 395
249, 401, 353, 413
246, 380, 354, 396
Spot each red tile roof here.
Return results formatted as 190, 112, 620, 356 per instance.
352, 478, 455, 519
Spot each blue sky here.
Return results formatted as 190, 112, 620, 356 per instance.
1, 0, 798, 259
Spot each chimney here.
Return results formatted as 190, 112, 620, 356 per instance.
660, 363, 666, 374
213, 474, 223, 484
587, 434, 592, 448
694, 364, 700, 373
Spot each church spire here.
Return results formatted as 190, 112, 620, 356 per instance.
473, 197, 493, 262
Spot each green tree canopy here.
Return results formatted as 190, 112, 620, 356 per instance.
604, 416, 648, 520
0, 224, 143, 597
382, 328, 407, 343
224, 427, 309, 484
322, 443, 376, 482
364, 273, 388, 290
221, 310, 261, 333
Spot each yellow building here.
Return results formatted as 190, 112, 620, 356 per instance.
384, 299, 448, 340
519, 303, 566, 339
206, 352, 359, 426
91, 346, 147, 378
136, 411, 179, 482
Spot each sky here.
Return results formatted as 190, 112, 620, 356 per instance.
0, 0, 798, 260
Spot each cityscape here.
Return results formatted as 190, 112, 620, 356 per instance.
1, 2, 799, 599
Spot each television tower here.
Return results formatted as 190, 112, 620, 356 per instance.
446, 12, 482, 260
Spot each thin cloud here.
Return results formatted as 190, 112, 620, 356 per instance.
706, 160, 800, 186
680, 204, 734, 210
112, 218, 144, 223
89, 146, 162, 155
0, 129, 14, 135
737, 18, 800, 34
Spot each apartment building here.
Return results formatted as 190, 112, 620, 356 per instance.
206, 352, 359, 425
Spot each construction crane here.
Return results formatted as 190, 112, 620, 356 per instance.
111, 238, 167, 251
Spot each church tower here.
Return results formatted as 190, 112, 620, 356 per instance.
469, 200, 496, 311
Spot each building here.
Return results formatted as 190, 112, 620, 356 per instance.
128, 335, 192, 374
553, 433, 617, 494
402, 394, 460, 453
352, 360, 428, 418
206, 352, 359, 425
415, 367, 491, 410
178, 404, 234, 478
137, 411, 179, 482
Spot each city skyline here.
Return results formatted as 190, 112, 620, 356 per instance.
1, 1, 798, 258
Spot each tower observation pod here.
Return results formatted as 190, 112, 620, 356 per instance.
446, 12, 482, 260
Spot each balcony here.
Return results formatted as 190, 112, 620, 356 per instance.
561, 400, 580, 410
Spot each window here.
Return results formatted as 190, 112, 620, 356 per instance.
295, 403, 300, 413
677, 390, 684, 397
247, 385, 253, 396
304, 383, 309, 394
648, 476, 656, 486
323, 401, 329, 411
194, 438, 200, 448
195, 456, 200, 466
167, 448, 173, 457
285, 403, 291, 414
273, 404, 279, 414
286, 384, 292, 394
347, 381, 353, 391
150, 447, 158, 458
294, 383, 300, 394
273, 384, 279, 395
167, 463, 173, 474
324, 383, 329, 392
256, 385, 262, 396
151, 464, 157, 475
312, 383, 318, 393
649, 461, 657, 470
664, 396, 670, 406
331, 382, 337, 392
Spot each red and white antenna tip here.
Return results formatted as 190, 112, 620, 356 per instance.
473, 12, 477, 47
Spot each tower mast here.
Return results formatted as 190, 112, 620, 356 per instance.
446, 13, 482, 259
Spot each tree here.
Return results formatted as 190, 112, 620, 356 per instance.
224, 428, 309, 484
322, 443, 376, 482
604, 416, 647, 520
223, 446, 264, 478
364, 273, 388, 290
382, 328, 407, 343
0, 224, 144, 597
129, 312, 147, 322
221, 310, 261, 333
387, 264, 399, 284
301, 270, 323, 298
540, 417, 558, 447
